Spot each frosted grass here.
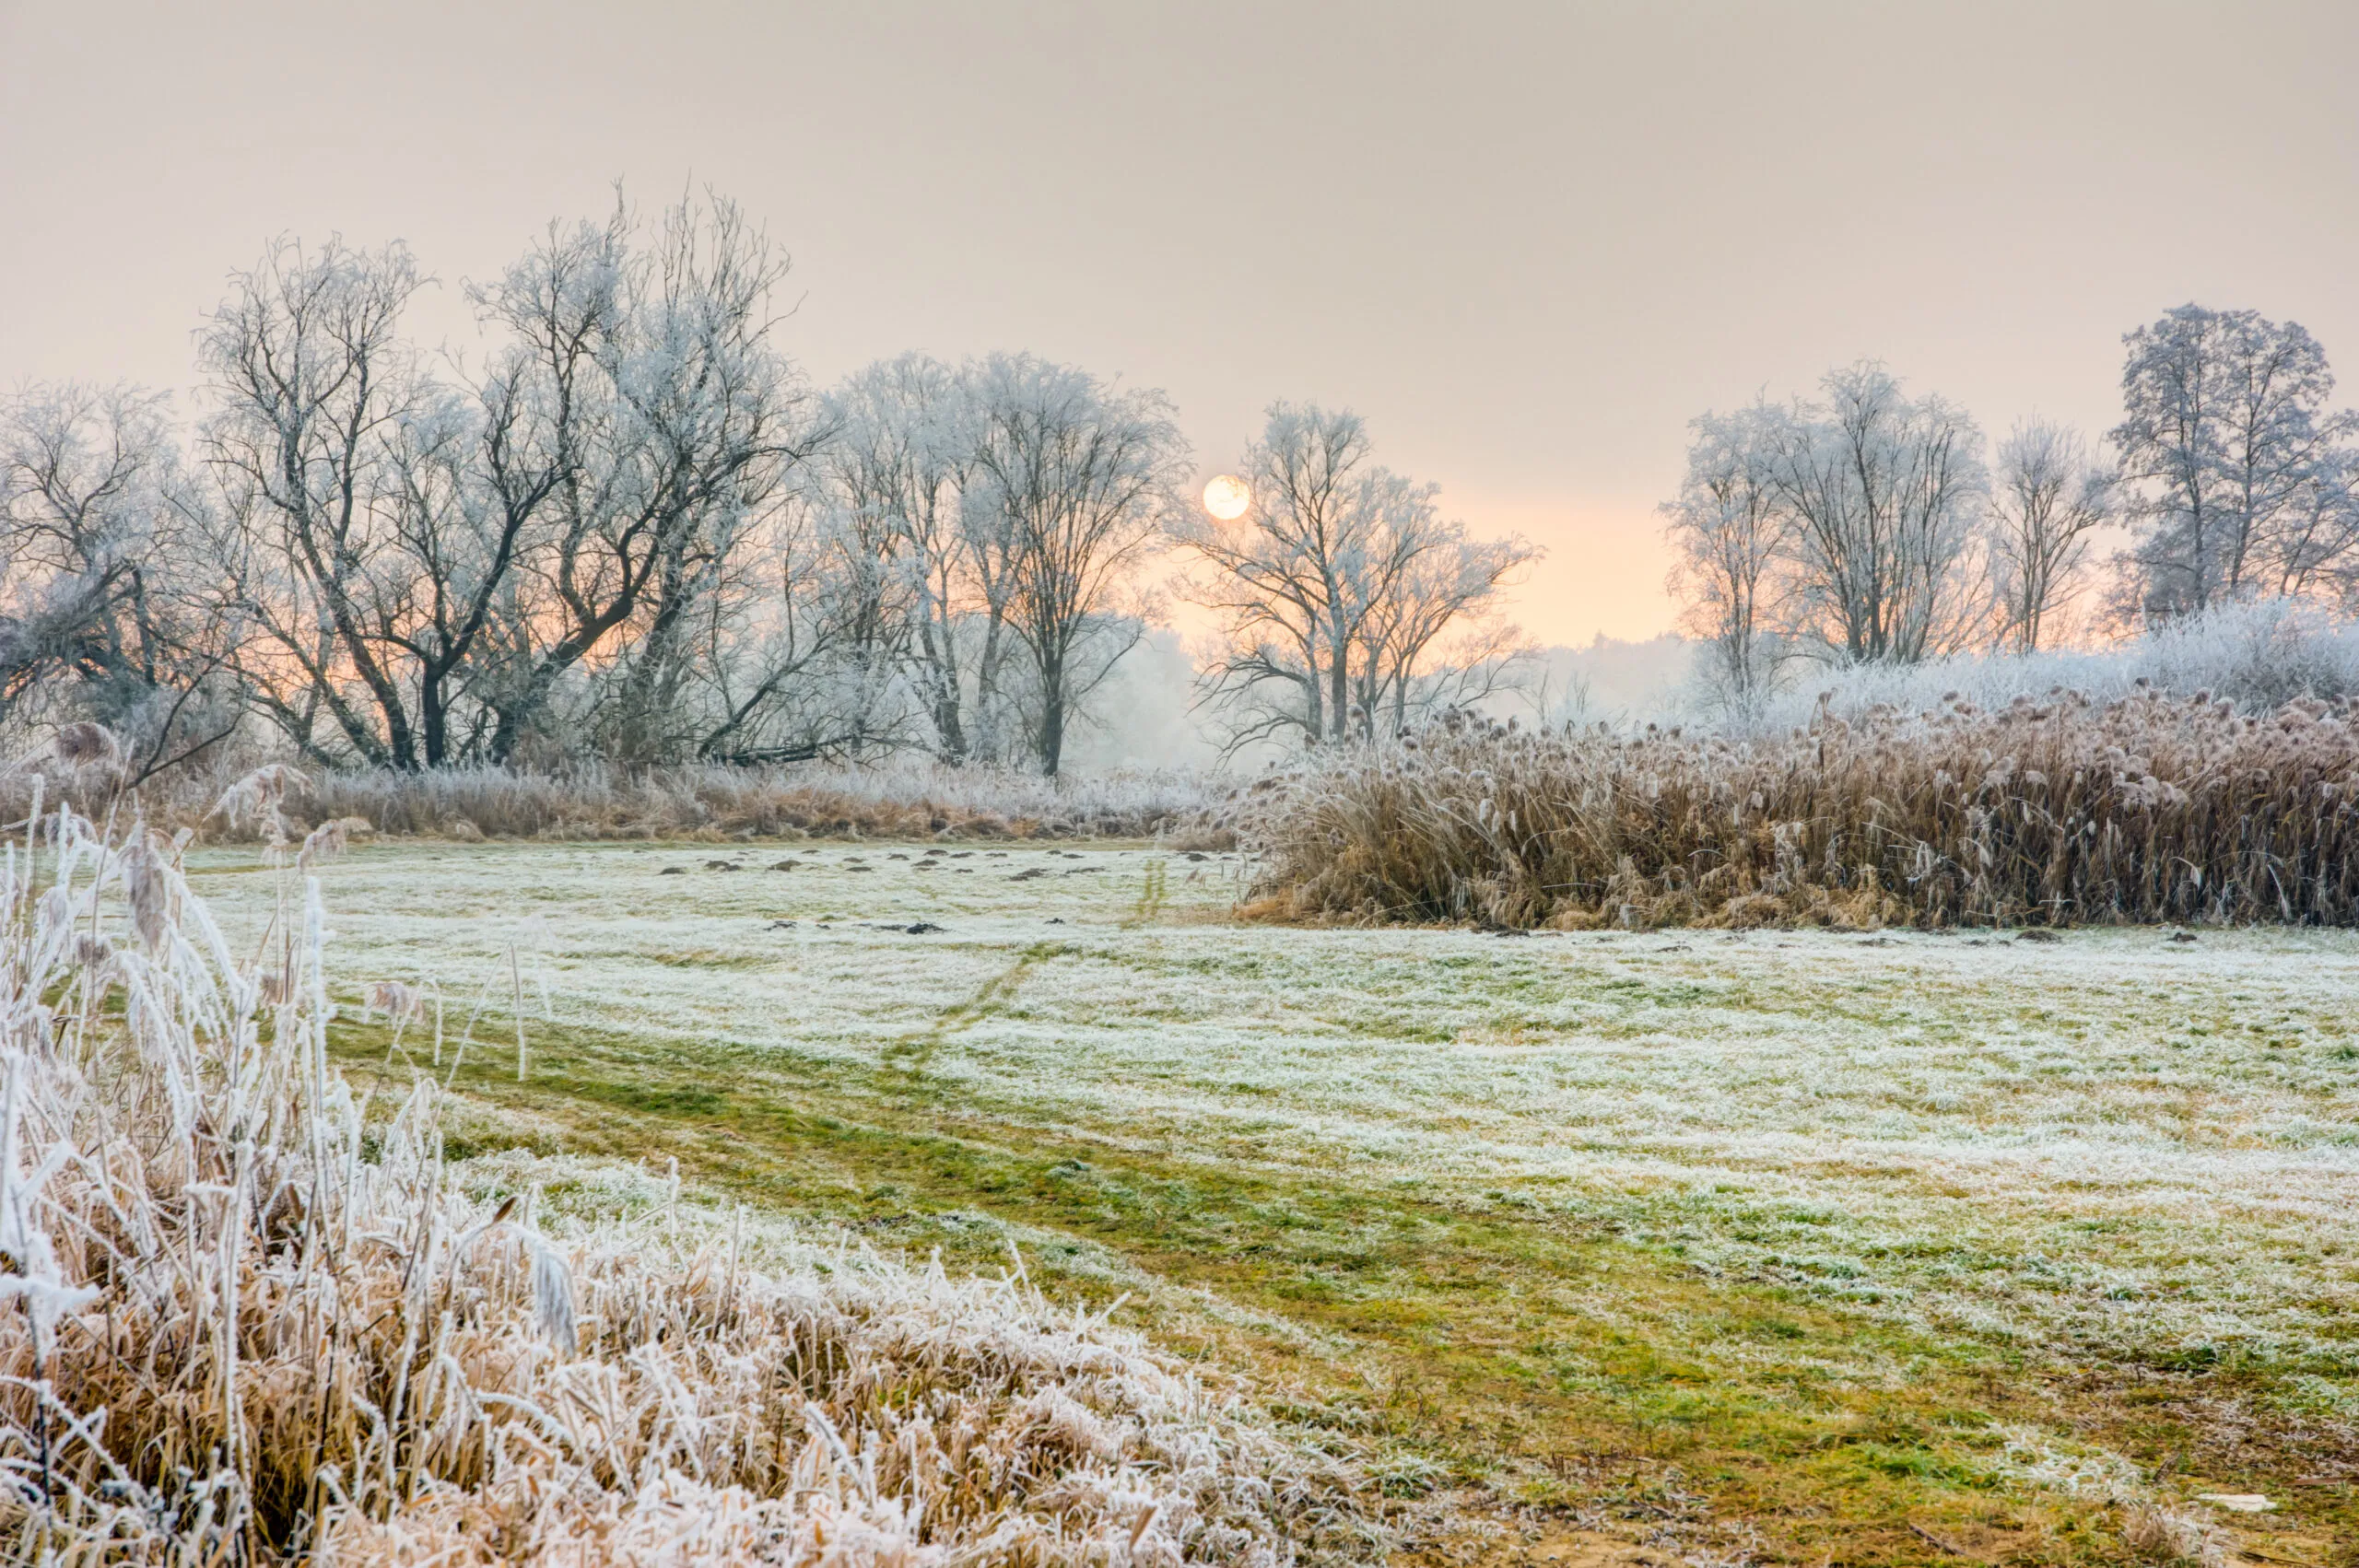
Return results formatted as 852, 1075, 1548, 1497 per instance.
189, 840, 2359, 1393
0, 819, 1365, 1562
1744, 597, 2359, 731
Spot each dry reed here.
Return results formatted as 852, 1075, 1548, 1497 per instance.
0, 803, 1365, 1563
2, 759, 1229, 848
1245, 688, 2359, 929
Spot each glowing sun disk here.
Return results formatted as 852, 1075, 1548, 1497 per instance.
1203, 474, 1250, 520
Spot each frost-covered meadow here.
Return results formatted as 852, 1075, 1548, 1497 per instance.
190, 838, 2359, 1562
0, 817, 1372, 1566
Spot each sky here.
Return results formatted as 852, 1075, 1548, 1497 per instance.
3, 0, 2356, 645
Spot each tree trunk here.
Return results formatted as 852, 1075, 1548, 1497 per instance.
1035, 646, 1066, 777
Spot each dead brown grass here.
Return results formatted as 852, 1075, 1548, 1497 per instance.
1244, 688, 2359, 929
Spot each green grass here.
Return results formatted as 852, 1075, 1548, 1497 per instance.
194, 838, 2359, 1565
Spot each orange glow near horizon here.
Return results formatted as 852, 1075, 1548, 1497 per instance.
1156, 494, 1681, 653
1453, 494, 1680, 647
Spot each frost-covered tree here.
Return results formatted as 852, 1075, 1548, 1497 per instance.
194, 236, 437, 767
0, 384, 233, 773
2269, 447, 2359, 609
669, 491, 886, 764
1661, 401, 1791, 717
1179, 404, 1379, 746
1988, 419, 2111, 652
1663, 366, 1993, 680
818, 355, 982, 761
805, 353, 1186, 772
1763, 364, 1989, 665
178, 197, 826, 770
966, 354, 1187, 776
2112, 305, 2359, 618
470, 193, 822, 764
0, 192, 1236, 777
1350, 509, 1532, 735
1180, 403, 1532, 748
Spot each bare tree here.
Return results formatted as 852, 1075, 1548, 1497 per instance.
369, 379, 569, 766
2113, 304, 2359, 617
2269, 447, 2359, 607
1661, 402, 1790, 717
0, 384, 238, 774
1180, 402, 1533, 747
1352, 512, 1533, 735
820, 355, 974, 759
7, 193, 1381, 778
1765, 363, 1989, 664
1176, 404, 1369, 747
952, 451, 1027, 765
1989, 419, 2111, 651
680, 492, 878, 763
966, 354, 1185, 775
1, 385, 172, 716
195, 237, 433, 766
471, 193, 819, 763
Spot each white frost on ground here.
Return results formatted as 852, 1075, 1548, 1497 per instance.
189, 840, 2359, 1382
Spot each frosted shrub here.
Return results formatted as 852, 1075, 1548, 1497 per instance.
1743, 600, 2359, 734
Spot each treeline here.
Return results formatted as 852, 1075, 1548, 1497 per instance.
1665, 308, 2359, 719
0, 191, 1524, 781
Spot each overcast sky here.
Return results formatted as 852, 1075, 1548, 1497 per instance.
3, 1, 2355, 643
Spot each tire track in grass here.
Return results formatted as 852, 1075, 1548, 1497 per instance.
882, 939, 1075, 1072
1121, 859, 1169, 929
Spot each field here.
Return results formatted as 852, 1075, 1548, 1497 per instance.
189, 837, 2359, 1565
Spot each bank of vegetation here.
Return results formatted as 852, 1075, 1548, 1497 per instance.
1246, 685, 2359, 930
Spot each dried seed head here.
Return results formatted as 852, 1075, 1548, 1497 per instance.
530, 1236, 578, 1354
123, 834, 170, 951
210, 762, 310, 832
366, 980, 422, 1022
53, 721, 122, 769
298, 819, 348, 870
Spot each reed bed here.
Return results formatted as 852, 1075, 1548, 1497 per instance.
0, 758, 1231, 847
0, 800, 1361, 1563
1245, 687, 2359, 929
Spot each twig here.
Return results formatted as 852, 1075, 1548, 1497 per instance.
511, 941, 527, 1082
1908, 1523, 1971, 1558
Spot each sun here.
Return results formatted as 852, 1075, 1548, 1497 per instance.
1203, 474, 1251, 521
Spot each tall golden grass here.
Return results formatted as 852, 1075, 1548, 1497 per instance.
1245, 688, 2359, 929
0, 796, 1360, 1563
